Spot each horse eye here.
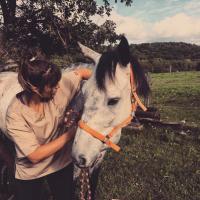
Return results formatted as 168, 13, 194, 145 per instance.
107, 98, 120, 106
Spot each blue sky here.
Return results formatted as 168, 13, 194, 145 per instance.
95, 0, 200, 44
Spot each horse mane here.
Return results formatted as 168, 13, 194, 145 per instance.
95, 51, 118, 91
95, 50, 150, 98
131, 56, 150, 98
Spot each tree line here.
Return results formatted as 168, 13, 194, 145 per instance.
130, 42, 200, 73
51, 42, 200, 73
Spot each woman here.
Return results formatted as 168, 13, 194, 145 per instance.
6, 59, 91, 200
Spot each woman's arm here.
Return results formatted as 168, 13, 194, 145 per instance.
75, 68, 92, 80
27, 126, 77, 164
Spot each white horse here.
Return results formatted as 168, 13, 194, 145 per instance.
72, 37, 149, 169
0, 72, 22, 135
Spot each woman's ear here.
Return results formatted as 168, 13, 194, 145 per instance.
117, 36, 131, 66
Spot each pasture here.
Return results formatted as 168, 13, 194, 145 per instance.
0, 72, 200, 200
96, 71, 200, 200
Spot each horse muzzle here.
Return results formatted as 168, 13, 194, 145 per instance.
72, 152, 103, 169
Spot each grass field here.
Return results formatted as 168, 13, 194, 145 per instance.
96, 71, 200, 200
1, 72, 200, 200
151, 71, 200, 127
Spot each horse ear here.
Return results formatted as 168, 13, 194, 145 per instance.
117, 36, 131, 66
78, 42, 101, 64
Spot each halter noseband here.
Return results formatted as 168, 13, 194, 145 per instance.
78, 64, 147, 152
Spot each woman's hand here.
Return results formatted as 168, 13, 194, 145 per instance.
64, 109, 81, 129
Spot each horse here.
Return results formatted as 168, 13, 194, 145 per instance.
71, 36, 150, 199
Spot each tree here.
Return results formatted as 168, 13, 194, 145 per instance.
0, 0, 133, 57
0, 0, 16, 26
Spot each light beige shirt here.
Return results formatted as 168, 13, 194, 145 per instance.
6, 71, 81, 180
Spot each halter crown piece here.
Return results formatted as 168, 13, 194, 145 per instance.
78, 64, 147, 152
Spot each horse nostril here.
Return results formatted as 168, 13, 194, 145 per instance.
79, 155, 86, 166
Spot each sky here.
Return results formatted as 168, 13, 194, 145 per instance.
94, 0, 200, 45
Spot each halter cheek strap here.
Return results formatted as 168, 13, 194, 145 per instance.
78, 121, 121, 152
78, 64, 147, 152
130, 65, 147, 112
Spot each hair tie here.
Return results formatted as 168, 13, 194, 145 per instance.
43, 67, 51, 76
29, 56, 37, 62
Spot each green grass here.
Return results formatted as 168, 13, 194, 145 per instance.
1, 72, 200, 200
96, 126, 200, 200
151, 71, 200, 127
95, 71, 200, 200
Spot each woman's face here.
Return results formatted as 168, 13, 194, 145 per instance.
38, 83, 60, 102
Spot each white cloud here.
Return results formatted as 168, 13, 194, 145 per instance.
153, 13, 200, 38
91, 10, 152, 43
109, 12, 151, 42
184, 0, 200, 10
92, 11, 200, 45
183, 0, 200, 16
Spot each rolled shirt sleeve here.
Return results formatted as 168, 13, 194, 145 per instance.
6, 111, 40, 159
61, 71, 82, 99
53, 71, 82, 110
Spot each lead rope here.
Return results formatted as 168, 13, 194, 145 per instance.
80, 168, 92, 200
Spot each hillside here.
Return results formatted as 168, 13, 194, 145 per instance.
130, 42, 200, 72
1, 42, 200, 73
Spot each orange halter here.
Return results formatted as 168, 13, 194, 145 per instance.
78, 64, 147, 152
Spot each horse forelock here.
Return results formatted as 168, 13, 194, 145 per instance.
94, 49, 150, 98
95, 50, 129, 91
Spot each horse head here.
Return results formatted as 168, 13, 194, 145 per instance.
72, 36, 150, 169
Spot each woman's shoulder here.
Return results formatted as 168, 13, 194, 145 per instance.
6, 92, 42, 126
60, 70, 81, 92
52, 71, 81, 110
7, 91, 27, 117
61, 70, 81, 83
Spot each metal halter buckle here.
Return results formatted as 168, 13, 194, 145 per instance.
103, 135, 110, 143
131, 111, 135, 117
131, 98, 135, 103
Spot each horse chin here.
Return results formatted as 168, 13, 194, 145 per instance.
73, 158, 96, 169
73, 152, 104, 169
